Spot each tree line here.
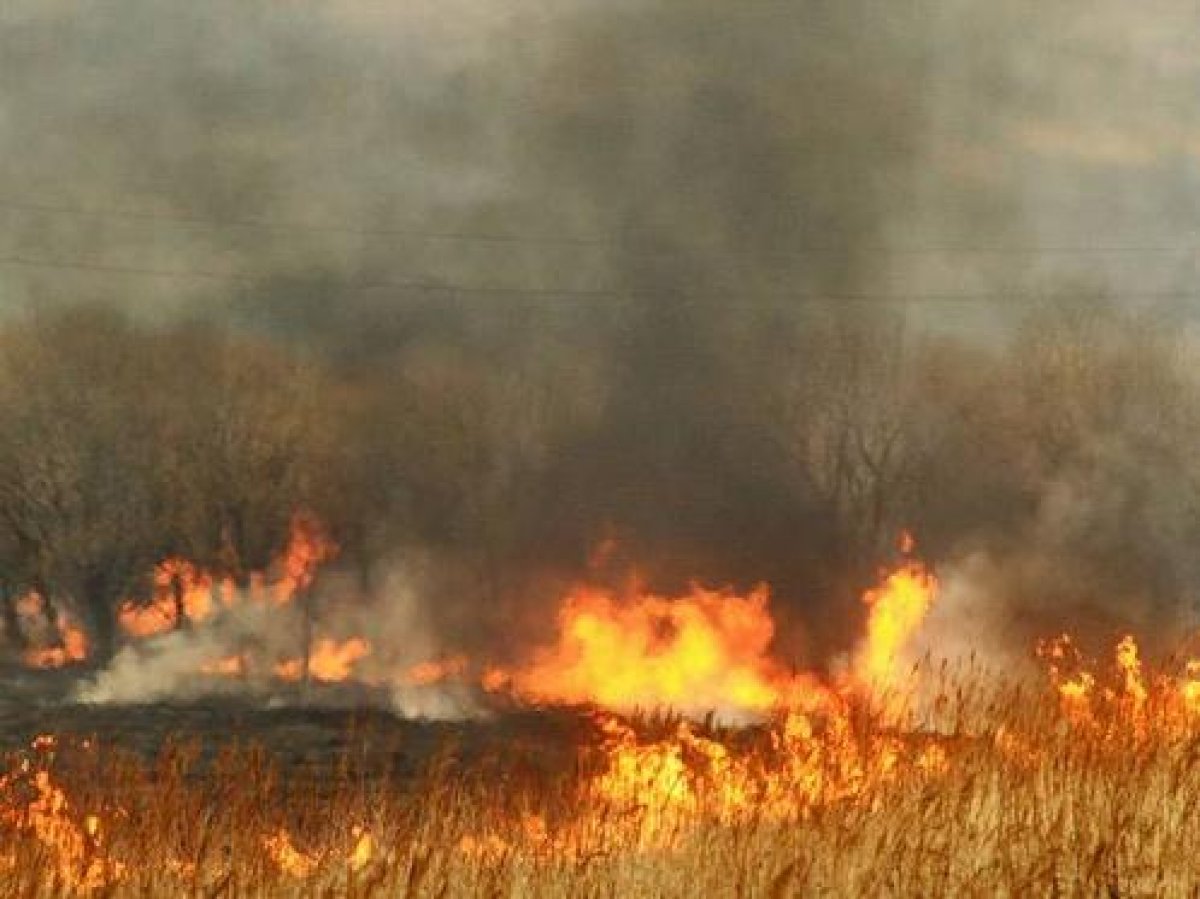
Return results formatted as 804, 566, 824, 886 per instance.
0, 298, 1197, 665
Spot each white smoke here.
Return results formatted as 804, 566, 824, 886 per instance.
74, 558, 481, 719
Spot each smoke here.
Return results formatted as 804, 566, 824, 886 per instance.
76, 618, 266, 706
76, 561, 479, 719
4, 0, 1200, 687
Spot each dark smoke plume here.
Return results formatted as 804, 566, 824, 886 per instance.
2, 0, 1198, 681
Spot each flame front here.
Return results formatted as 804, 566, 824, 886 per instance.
850, 555, 938, 716
486, 581, 810, 717
483, 543, 938, 722
0, 737, 123, 891
273, 511, 339, 605
21, 521, 947, 723
19, 595, 88, 670
12, 620, 1200, 892
274, 637, 371, 684
17, 525, 1200, 892
117, 559, 223, 638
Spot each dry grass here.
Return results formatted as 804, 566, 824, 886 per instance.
2, 676, 1200, 898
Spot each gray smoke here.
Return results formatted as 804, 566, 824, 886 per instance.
3, 1, 1200, 679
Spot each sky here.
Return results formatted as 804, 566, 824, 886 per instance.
0, 1, 1196, 328
1, 0, 1199, 658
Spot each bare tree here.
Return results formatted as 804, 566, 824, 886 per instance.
0, 307, 164, 661
774, 309, 923, 567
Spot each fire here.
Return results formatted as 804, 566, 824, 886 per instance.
118, 514, 336, 646
95, 512, 350, 685
19, 595, 88, 669
15, 520, 948, 724
267, 826, 380, 879
1183, 660, 1200, 713
589, 715, 699, 848
347, 826, 376, 872
116, 600, 176, 640
23, 525, 1200, 892
201, 654, 246, 677
0, 738, 123, 891
263, 828, 318, 879
405, 654, 469, 686
1037, 634, 1095, 725
1115, 633, 1148, 715
274, 658, 303, 681
851, 554, 938, 713
118, 559, 223, 638
273, 511, 338, 605
22, 622, 1200, 892
489, 581, 806, 717
481, 667, 509, 693
571, 701, 952, 855
1059, 673, 1095, 709
1031, 632, 1200, 738
308, 637, 370, 682
273, 637, 370, 684
480, 540, 939, 721
23, 620, 88, 669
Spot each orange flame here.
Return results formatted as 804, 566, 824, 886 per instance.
273, 511, 338, 605
118, 559, 221, 638
488, 581, 811, 717
1035, 633, 1181, 735
405, 654, 469, 687
482, 539, 938, 719
19, 594, 88, 669
18, 523, 946, 724
0, 738, 123, 890
263, 828, 318, 879
200, 654, 246, 677
851, 556, 938, 714
273, 637, 370, 684
110, 513, 343, 682
347, 826, 376, 872
1115, 634, 1148, 714
118, 513, 336, 653
1182, 660, 1200, 713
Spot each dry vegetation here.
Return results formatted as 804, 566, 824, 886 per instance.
4, 660, 1200, 898
3, 4, 1198, 895
4, 298, 1200, 675
0, 303, 1197, 896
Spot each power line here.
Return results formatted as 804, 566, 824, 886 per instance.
0, 254, 264, 284
0, 254, 611, 295
0, 199, 609, 247
1, 252, 1197, 305
0, 197, 1197, 256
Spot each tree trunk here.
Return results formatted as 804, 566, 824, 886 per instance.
171, 571, 190, 631
36, 580, 65, 650
0, 585, 28, 652
81, 571, 118, 666
299, 585, 314, 698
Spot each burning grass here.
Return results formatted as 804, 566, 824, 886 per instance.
6, 657, 1200, 897
11, 532, 1200, 892
9, 533, 1200, 894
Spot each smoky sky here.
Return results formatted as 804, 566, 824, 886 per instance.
2, 1, 1199, 660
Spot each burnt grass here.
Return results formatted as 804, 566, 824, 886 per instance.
0, 663, 609, 795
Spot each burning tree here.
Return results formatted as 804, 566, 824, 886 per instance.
143, 323, 337, 585
0, 308, 342, 665
0, 308, 164, 662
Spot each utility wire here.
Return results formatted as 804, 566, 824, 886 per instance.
0, 199, 608, 247
0, 252, 1196, 305
0, 197, 1197, 256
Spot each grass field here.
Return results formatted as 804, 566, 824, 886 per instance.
2, 649, 1198, 898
